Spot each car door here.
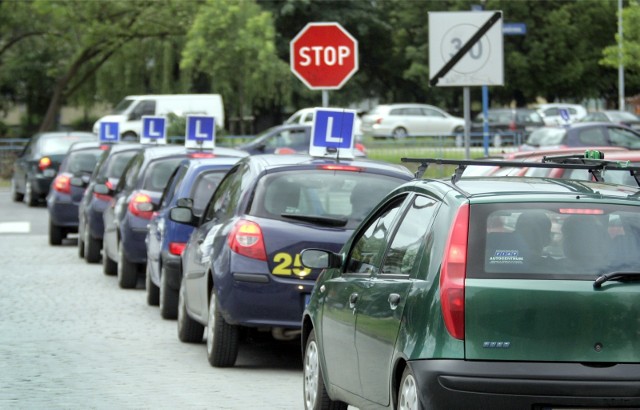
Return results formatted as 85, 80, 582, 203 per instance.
420, 106, 452, 135
355, 194, 440, 406
320, 197, 405, 396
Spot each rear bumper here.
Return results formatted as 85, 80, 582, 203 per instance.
48, 197, 79, 228
410, 359, 640, 409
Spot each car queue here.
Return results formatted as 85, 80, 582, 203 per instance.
11, 107, 640, 410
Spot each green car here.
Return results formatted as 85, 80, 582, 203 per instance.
300, 157, 640, 410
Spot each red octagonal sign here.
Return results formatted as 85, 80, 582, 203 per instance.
290, 22, 359, 90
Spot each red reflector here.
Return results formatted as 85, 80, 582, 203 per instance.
440, 203, 469, 340
128, 192, 154, 219
558, 208, 604, 215
317, 164, 362, 172
169, 242, 187, 256
39, 157, 52, 170
188, 152, 215, 158
228, 220, 267, 261
53, 174, 71, 194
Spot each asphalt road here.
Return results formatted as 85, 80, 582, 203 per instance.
0, 189, 305, 409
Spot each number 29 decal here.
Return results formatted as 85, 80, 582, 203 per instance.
272, 252, 311, 277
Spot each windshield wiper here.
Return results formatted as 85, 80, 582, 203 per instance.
281, 213, 348, 227
593, 272, 640, 289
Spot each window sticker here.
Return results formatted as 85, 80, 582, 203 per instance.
489, 249, 524, 264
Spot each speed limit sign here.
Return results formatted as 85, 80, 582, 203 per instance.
429, 11, 503, 87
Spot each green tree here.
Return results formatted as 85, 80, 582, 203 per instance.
182, 0, 290, 134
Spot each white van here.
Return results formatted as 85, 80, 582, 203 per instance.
92, 94, 224, 139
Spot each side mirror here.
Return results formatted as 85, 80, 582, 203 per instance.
94, 183, 112, 196
300, 249, 341, 269
169, 206, 196, 226
176, 197, 194, 208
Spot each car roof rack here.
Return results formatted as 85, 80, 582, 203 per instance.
401, 150, 640, 187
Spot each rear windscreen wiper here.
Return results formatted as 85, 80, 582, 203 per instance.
281, 213, 348, 227
593, 272, 640, 289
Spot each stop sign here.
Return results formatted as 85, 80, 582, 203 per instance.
290, 22, 358, 90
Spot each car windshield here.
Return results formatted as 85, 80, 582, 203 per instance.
248, 170, 403, 229
39, 135, 95, 155
112, 98, 135, 114
516, 110, 543, 123
526, 127, 566, 146
142, 158, 184, 191
469, 203, 640, 279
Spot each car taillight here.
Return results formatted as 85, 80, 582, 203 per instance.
94, 180, 113, 202
228, 219, 266, 261
509, 120, 516, 131
440, 203, 469, 340
375, 117, 383, 125
317, 164, 362, 172
188, 152, 215, 158
38, 157, 52, 171
128, 192, 154, 219
169, 242, 187, 256
52, 174, 71, 194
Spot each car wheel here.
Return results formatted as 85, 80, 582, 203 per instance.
303, 329, 347, 410
48, 220, 64, 246
25, 179, 38, 207
159, 265, 178, 320
206, 289, 239, 367
84, 227, 101, 264
117, 242, 138, 289
146, 263, 159, 306
11, 179, 24, 202
392, 127, 408, 139
177, 283, 204, 343
398, 366, 420, 410
77, 227, 85, 258
102, 241, 117, 275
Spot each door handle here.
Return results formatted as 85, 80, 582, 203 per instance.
388, 293, 400, 310
349, 292, 359, 309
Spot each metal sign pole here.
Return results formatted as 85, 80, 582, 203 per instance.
322, 90, 329, 108
464, 87, 471, 159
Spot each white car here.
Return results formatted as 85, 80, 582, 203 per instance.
535, 103, 587, 125
360, 103, 464, 139
284, 107, 363, 137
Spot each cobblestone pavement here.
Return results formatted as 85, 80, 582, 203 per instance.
0, 191, 304, 410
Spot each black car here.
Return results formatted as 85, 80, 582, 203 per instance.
521, 122, 640, 150
77, 142, 144, 263
46, 141, 106, 245
470, 108, 545, 147
11, 131, 97, 206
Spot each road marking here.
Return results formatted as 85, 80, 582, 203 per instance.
0, 222, 30, 233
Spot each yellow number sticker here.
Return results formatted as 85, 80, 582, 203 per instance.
272, 252, 311, 277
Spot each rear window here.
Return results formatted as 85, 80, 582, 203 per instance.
468, 203, 640, 280
526, 128, 566, 146
39, 135, 95, 155
248, 170, 404, 229
102, 151, 139, 179
64, 149, 102, 174
142, 158, 183, 191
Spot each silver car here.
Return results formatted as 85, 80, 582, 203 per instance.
360, 103, 464, 139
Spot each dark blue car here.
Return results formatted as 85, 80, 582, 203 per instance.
170, 154, 414, 367
99, 145, 247, 289
145, 156, 245, 319
47, 141, 106, 245
77, 143, 143, 263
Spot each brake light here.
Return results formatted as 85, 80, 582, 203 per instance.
94, 180, 113, 202
38, 157, 52, 170
52, 174, 71, 194
128, 192, 154, 219
559, 208, 604, 215
375, 117, 383, 125
440, 203, 469, 340
188, 152, 215, 158
99, 144, 110, 150
228, 219, 266, 261
169, 242, 187, 256
317, 164, 362, 172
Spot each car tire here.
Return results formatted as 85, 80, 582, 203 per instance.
77, 228, 85, 258
392, 127, 408, 139
84, 227, 101, 264
177, 283, 204, 343
398, 366, 420, 410
11, 179, 24, 202
49, 220, 64, 246
303, 329, 347, 410
24, 179, 38, 207
146, 263, 159, 306
159, 265, 178, 320
206, 289, 239, 368
117, 242, 138, 289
